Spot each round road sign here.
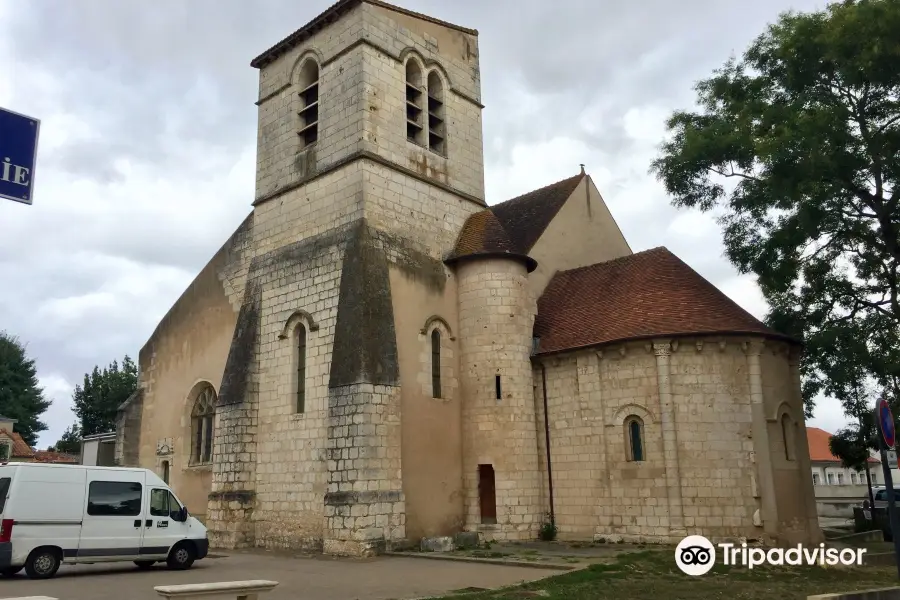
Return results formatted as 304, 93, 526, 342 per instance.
878, 398, 896, 449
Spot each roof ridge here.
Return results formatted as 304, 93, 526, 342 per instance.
489, 172, 587, 253
490, 173, 584, 210
552, 246, 668, 277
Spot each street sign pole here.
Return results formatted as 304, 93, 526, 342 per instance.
875, 397, 900, 579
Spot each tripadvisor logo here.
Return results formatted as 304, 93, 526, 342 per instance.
675, 535, 866, 576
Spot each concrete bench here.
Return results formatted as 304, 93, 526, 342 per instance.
154, 580, 279, 600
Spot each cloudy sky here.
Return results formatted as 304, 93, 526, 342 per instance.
0, 0, 846, 448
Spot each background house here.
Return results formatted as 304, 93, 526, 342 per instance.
808, 427, 881, 517
0, 414, 78, 464
80, 432, 117, 467
0, 414, 35, 462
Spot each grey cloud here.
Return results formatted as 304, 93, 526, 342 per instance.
0, 0, 842, 447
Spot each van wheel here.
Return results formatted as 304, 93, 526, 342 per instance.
134, 560, 156, 569
1, 566, 23, 577
25, 548, 61, 580
166, 543, 195, 570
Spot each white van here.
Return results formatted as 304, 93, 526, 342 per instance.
0, 463, 209, 579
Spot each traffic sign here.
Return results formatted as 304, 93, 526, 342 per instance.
878, 398, 896, 449
0, 106, 40, 205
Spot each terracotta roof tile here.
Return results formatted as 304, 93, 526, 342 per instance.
33, 450, 79, 464
446, 210, 538, 271
806, 427, 879, 464
489, 173, 584, 253
448, 210, 515, 255
0, 428, 34, 458
534, 247, 795, 354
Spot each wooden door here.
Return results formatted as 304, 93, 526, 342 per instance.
478, 464, 497, 524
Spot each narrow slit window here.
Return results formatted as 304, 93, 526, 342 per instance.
495, 375, 501, 400
625, 416, 644, 462
162, 460, 170, 484
431, 329, 441, 398
426, 71, 446, 155
296, 59, 320, 149
296, 324, 307, 413
405, 60, 424, 145
781, 414, 794, 461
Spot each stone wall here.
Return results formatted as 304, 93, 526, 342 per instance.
115, 389, 143, 467
357, 18, 484, 201
254, 5, 366, 200
534, 336, 819, 545
127, 216, 252, 523
253, 3, 485, 207
457, 258, 542, 541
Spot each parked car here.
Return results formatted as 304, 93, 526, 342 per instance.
861, 486, 900, 509
0, 462, 209, 579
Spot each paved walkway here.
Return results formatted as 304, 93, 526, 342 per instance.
0, 549, 558, 600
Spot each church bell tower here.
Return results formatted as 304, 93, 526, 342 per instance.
206, 0, 488, 555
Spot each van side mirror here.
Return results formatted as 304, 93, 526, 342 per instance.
172, 507, 187, 522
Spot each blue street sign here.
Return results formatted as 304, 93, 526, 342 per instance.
0, 106, 40, 205
879, 398, 896, 449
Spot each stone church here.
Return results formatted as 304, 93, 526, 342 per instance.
115, 0, 823, 555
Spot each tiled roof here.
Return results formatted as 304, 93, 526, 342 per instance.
251, 0, 477, 69
446, 173, 586, 269
490, 173, 585, 253
533, 247, 795, 354
807, 427, 879, 464
446, 210, 537, 271
34, 450, 79, 464
0, 428, 34, 458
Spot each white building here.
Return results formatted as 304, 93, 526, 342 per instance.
807, 426, 886, 517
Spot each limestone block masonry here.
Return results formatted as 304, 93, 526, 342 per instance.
457, 258, 542, 540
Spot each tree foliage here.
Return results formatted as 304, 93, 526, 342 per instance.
0, 331, 51, 446
72, 356, 138, 437
651, 0, 900, 416
51, 423, 82, 455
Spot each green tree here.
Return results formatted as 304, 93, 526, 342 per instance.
650, 0, 900, 416
0, 331, 51, 446
72, 356, 138, 437
51, 423, 82, 454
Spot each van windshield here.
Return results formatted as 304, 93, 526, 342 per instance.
0, 477, 10, 513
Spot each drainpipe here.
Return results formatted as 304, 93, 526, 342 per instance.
540, 361, 556, 526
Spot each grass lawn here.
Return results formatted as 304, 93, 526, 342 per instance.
435, 549, 900, 599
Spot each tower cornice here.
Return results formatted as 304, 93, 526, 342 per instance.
251, 0, 478, 70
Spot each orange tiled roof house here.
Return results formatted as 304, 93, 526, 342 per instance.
0, 415, 78, 464
0, 414, 35, 462
114, 0, 823, 555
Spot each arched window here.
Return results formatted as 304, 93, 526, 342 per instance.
625, 416, 644, 462
191, 385, 216, 465
405, 59, 424, 145
296, 323, 307, 413
297, 59, 319, 149
431, 329, 441, 398
161, 460, 170, 484
781, 413, 795, 461
426, 71, 445, 155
